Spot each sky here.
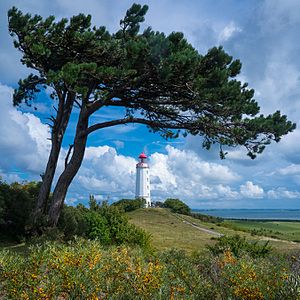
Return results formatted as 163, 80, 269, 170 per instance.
0, 0, 300, 209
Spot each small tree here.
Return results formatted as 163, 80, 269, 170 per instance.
112, 198, 145, 212
164, 198, 191, 215
8, 4, 295, 227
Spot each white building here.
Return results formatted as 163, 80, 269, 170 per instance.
135, 152, 151, 208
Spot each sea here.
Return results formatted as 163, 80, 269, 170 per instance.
193, 209, 300, 220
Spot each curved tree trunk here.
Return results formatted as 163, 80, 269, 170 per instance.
34, 139, 60, 214
47, 109, 88, 227
33, 92, 74, 224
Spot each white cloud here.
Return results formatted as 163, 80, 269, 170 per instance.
71, 146, 136, 198
67, 145, 242, 203
0, 83, 51, 175
148, 145, 240, 201
216, 184, 239, 199
267, 187, 300, 199
277, 128, 300, 164
240, 181, 264, 198
218, 21, 242, 42
278, 164, 300, 176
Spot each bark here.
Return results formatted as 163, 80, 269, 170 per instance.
47, 108, 88, 227
33, 92, 74, 224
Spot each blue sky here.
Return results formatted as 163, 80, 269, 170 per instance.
0, 0, 300, 209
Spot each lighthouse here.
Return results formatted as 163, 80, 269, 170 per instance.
135, 152, 151, 208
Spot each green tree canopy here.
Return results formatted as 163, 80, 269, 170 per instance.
164, 198, 191, 215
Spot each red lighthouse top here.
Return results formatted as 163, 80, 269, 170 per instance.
137, 152, 148, 167
139, 152, 147, 159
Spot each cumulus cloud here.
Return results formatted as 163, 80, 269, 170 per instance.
0, 83, 51, 176
267, 188, 300, 199
148, 145, 240, 201
71, 146, 136, 199
240, 181, 264, 198
66, 145, 243, 204
277, 128, 300, 164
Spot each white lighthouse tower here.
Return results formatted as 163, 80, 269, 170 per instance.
135, 152, 151, 208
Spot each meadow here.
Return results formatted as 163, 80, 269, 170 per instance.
128, 208, 300, 254
223, 220, 300, 242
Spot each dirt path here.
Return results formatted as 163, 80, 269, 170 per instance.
259, 236, 298, 244
175, 214, 299, 245
175, 214, 223, 237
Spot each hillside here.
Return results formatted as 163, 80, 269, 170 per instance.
127, 208, 300, 253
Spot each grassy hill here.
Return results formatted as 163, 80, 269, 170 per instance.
127, 208, 300, 253
127, 208, 215, 253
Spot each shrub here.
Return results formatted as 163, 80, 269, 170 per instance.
0, 239, 161, 299
57, 205, 88, 239
217, 252, 298, 300
189, 212, 223, 223
207, 234, 272, 258
159, 249, 217, 299
112, 198, 145, 212
0, 180, 41, 240
58, 202, 151, 250
0, 239, 298, 299
84, 210, 111, 244
163, 198, 191, 215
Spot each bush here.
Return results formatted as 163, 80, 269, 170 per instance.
207, 234, 272, 258
112, 198, 145, 212
163, 198, 191, 215
1, 239, 296, 300
0, 239, 161, 299
57, 205, 88, 239
0, 180, 41, 240
189, 212, 223, 223
58, 202, 151, 250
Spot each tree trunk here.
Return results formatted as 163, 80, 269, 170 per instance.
47, 110, 88, 227
33, 92, 74, 224
34, 139, 61, 216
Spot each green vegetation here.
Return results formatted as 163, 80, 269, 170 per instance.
1, 238, 299, 299
0, 181, 150, 251
128, 208, 217, 253
207, 234, 272, 258
163, 198, 191, 215
189, 211, 223, 223
112, 198, 145, 212
0, 191, 300, 299
128, 208, 300, 254
0, 180, 41, 240
224, 220, 300, 242
58, 201, 151, 250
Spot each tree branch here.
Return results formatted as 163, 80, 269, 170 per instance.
85, 117, 194, 136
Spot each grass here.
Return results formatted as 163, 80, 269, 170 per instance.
223, 220, 300, 242
127, 208, 300, 253
127, 208, 215, 253
1, 208, 300, 255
